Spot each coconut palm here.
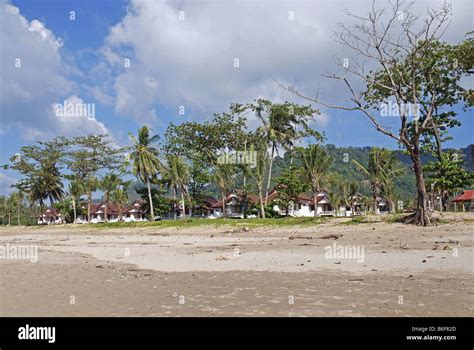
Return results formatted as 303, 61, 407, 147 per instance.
255, 102, 299, 205
352, 148, 403, 214
162, 155, 190, 219
212, 163, 234, 218
68, 180, 84, 223
300, 144, 333, 217
112, 187, 129, 221
10, 191, 24, 225
100, 173, 123, 223
129, 126, 162, 220
84, 176, 99, 223
253, 141, 270, 218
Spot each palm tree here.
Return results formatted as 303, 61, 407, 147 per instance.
253, 141, 270, 218
300, 144, 333, 217
68, 180, 84, 223
129, 126, 162, 221
162, 155, 190, 219
112, 187, 129, 221
352, 148, 402, 215
255, 103, 298, 206
100, 173, 123, 223
212, 163, 234, 218
84, 176, 99, 223
10, 191, 24, 225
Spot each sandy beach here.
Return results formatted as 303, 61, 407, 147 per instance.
1, 213, 473, 316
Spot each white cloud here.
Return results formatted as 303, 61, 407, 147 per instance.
103, 0, 472, 126
0, 0, 112, 142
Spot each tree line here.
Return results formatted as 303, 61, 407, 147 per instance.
1, 97, 471, 225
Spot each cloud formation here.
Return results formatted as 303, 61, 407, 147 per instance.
0, 1, 111, 142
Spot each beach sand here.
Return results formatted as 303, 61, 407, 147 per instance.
0, 212, 473, 316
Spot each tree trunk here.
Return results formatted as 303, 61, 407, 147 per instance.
264, 143, 276, 206
173, 186, 177, 220
104, 195, 108, 223
17, 206, 21, 226
180, 191, 186, 220
87, 191, 92, 223
222, 192, 226, 218
147, 178, 154, 221
313, 190, 318, 218
372, 191, 378, 215
409, 147, 431, 226
388, 198, 395, 214
72, 198, 77, 223
259, 189, 265, 218
8, 211, 11, 226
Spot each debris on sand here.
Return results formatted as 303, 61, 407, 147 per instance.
225, 227, 251, 234
215, 256, 229, 261
347, 278, 364, 282
320, 234, 343, 240
435, 239, 459, 244
289, 236, 313, 240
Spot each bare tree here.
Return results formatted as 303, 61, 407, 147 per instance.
284, 0, 469, 226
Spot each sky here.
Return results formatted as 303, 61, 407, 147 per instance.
0, 0, 473, 194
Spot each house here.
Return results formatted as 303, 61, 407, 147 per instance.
451, 190, 474, 211
266, 188, 313, 217
123, 200, 146, 222
309, 191, 335, 216
38, 207, 63, 225
267, 188, 334, 217
338, 193, 367, 216
209, 189, 258, 218
191, 198, 218, 218
375, 197, 390, 214
75, 200, 147, 223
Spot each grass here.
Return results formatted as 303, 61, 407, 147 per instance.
91, 216, 330, 230
338, 216, 378, 225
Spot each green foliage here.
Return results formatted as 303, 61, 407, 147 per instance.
272, 166, 307, 215
424, 151, 473, 192
135, 187, 173, 217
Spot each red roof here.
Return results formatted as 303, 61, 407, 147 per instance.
211, 189, 258, 209
451, 190, 474, 202
40, 207, 61, 218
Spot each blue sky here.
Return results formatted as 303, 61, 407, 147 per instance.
0, 0, 473, 193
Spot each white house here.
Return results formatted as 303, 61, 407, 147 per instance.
209, 189, 258, 218
267, 188, 335, 217
38, 207, 63, 225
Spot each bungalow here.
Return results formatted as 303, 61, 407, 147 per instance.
209, 189, 258, 218
267, 188, 312, 217
75, 200, 147, 223
338, 193, 367, 217
123, 200, 146, 222
38, 207, 63, 225
451, 190, 474, 211
267, 188, 335, 217
309, 191, 335, 216
375, 197, 390, 214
